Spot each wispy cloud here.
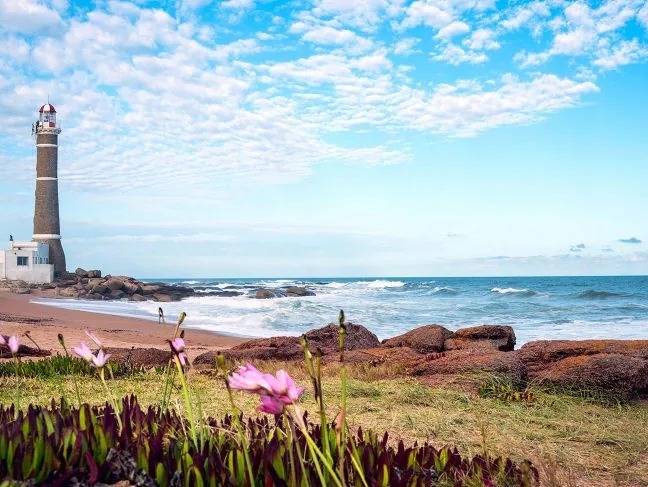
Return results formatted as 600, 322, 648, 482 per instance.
618, 237, 642, 244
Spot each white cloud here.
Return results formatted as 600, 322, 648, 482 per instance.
392, 37, 419, 55
310, 0, 400, 31
593, 38, 648, 69
221, 0, 254, 10
433, 44, 488, 65
0, 0, 66, 35
500, 1, 550, 31
435, 20, 470, 39
639, 3, 648, 28
297, 25, 373, 52
463, 28, 499, 50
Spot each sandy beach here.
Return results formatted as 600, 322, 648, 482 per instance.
0, 290, 245, 359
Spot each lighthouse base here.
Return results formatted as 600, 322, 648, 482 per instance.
40, 239, 67, 277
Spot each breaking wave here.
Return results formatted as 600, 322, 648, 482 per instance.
490, 287, 538, 297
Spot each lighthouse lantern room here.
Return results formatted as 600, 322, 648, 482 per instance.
38, 103, 57, 128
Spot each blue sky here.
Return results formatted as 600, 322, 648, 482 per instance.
0, 0, 646, 277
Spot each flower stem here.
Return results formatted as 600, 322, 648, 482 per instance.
173, 356, 198, 449
99, 368, 122, 431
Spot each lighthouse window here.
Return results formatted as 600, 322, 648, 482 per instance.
17, 256, 28, 266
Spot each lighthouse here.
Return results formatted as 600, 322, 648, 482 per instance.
33, 102, 66, 276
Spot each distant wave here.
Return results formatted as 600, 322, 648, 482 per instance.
325, 282, 348, 289
367, 280, 406, 289
577, 290, 624, 300
429, 286, 459, 296
490, 287, 538, 297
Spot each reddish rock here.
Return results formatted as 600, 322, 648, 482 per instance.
444, 325, 516, 352
519, 340, 648, 374
105, 278, 125, 292
304, 323, 380, 352
341, 346, 423, 365
194, 323, 380, 366
105, 347, 172, 368
382, 324, 453, 353
408, 350, 526, 381
531, 353, 648, 399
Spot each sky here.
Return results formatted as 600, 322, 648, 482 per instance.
0, 0, 647, 278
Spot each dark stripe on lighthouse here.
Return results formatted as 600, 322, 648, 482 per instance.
34, 130, 66, 275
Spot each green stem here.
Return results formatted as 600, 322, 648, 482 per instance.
285, 417, 298, 487
292, 405, 342, 487
173, 356, 198, 449
224, 381, 256, 486
99, 368, 122, 431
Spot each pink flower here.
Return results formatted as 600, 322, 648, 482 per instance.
91, 349, 111, 368
85, 329, 103, 348
228, 363, 274, 394
7, 336, 19, 355
0, 335, 5, 346
169, 337, 188, 366
272, 370, 305, 405
228, 364, 305, 414
73, 342, 94, 362
258, 395, 285, 415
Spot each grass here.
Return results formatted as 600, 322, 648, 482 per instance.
0, 361, 646, 486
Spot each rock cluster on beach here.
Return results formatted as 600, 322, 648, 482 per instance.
194, 323, 648, 399
1, 271, 317, 303
41, 269, 196, 302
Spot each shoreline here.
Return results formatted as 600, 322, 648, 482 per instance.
0, 291, 246, 358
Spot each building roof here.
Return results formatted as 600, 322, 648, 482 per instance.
39, 103, 57, 113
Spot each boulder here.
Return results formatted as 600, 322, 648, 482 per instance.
444, 325, 516, 352
213, 291, 243, 297
153, 294, 172, 302
130, 294, 146, 302
87, 270, 102, 278
105, 277, 125, 292
195, 323, 380, 366
519, 340, 648, 372
305, 323, 380, 352
342, 346, 424, 365
122, 281, 142, 295
57, 287, 79, 298
255, 289, 284, 299
91, 283, 110, 295
85, 293, 104, 300
531, 353, 648, 399
284, 286, 316, 297
204, 336, 303, 363
383, 324, 453, 354
74, 268, 88, 278
109, 289, 126, 300
141, 284, 162, 295
408, 350, 527, 382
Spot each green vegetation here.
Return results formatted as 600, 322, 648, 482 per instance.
0, 365, 646, 486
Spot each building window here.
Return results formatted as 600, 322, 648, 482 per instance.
17, 256, 28, 266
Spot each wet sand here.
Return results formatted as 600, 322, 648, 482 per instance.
0, 291, 245, 358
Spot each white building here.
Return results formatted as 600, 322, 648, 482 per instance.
0, 239, 54, 283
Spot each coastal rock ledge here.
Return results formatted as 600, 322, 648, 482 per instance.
40, 269, 195, 302
194, 323, 648, 399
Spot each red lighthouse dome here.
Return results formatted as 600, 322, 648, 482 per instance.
39, 103, 57, 113
38, 102, 57, 127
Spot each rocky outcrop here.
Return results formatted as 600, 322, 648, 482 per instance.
194, 322, 380, 365
409, 350, 527, 382
382, 324, 453, 353
518, 340, 648, 398
444, 325, 516, 352
34, 273, 196, 302
284, 286, 316, 297
253, 287, 315, 299
192, 322, 648, 398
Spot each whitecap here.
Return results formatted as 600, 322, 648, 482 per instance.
491, 287, 528, 294
367, 280, 406, 289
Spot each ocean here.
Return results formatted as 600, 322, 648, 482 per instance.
35, 276, 648, 346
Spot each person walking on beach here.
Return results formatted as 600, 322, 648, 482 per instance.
158, 307, 165, 324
